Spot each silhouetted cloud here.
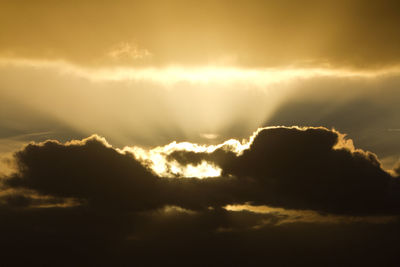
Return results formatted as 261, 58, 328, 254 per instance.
0, 204, 399, 266
3, 127, 400, 215
4, 136, 164, 211
1, 127, 400, 265
167, 127, 400, 215
394, 162, 400, 176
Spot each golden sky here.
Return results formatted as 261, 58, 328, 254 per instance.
1, 0, 400, 167
1, 0, 400, 69
1, 2, 400, 265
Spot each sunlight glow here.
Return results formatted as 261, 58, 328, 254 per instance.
2, 58, 399, 151
121, 131, 259, 178
1, 58, 399, 88
120, 127, 275, 178
122, 126, 360, 179
123, 145, 223, 178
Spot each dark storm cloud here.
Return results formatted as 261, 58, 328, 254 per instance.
3, 127, 400, 215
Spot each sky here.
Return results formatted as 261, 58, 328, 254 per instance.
1, 1, 400, 266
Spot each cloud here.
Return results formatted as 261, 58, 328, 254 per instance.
4, 135, 165, 211
1, 204, 400, 266
2, 60, 400, 156
2, 0, 400, 264
3, 127, 400, 215
167, 127, 400, 215
1, 128, 400, 265
394, 161, 400, 176
107, 42, 152, 61
1, 0, 400, 69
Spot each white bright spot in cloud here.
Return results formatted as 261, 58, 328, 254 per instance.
121, 130, 259, 178
123, 145, 223, 178
121, 126, 362, 179
121, 127, 270, 178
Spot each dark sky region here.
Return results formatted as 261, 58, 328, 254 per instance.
1, 1, 400, 266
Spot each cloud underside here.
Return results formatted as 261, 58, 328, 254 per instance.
1, 0, 400, 69
2, 126, 400, 265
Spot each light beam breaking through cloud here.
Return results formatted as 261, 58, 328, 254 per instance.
2, 1, 400, 265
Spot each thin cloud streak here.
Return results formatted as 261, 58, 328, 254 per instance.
1, 58, 400, 87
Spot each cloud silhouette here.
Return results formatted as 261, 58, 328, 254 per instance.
168, 127, 400, 215
1, 127, 400, 266
394, 161, 400, 176
3, 127, 400, 215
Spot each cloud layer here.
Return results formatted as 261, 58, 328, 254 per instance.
1, 126, 400, 265
1, 0, 400, 69
3, 127, 399, 215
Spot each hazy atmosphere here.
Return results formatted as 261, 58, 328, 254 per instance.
1, 1, 400, 266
